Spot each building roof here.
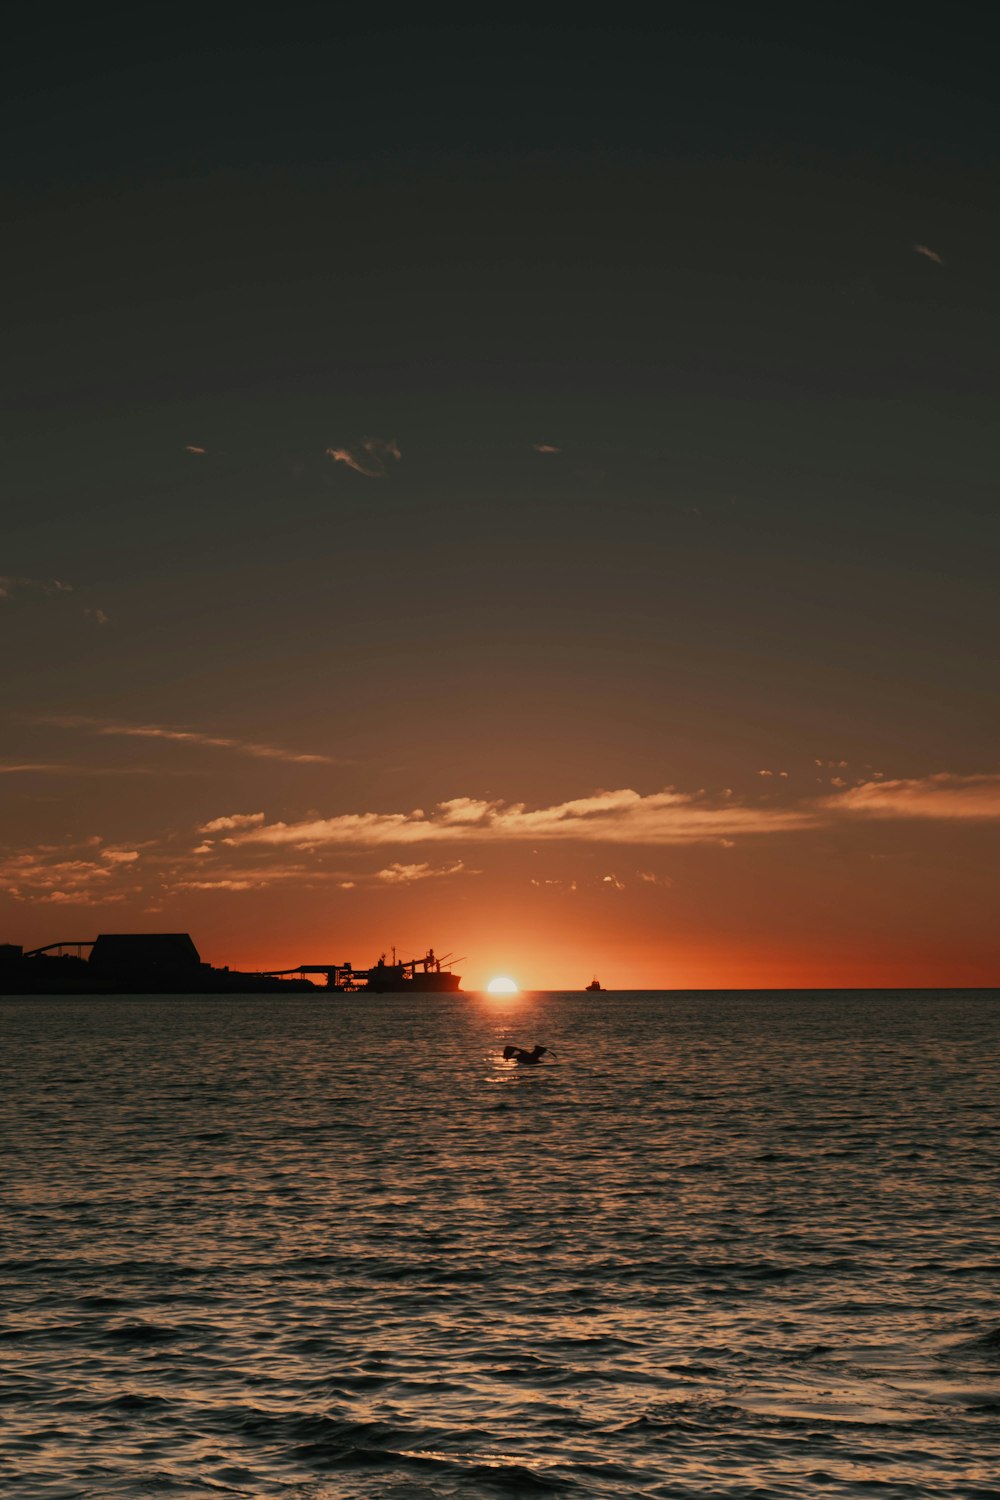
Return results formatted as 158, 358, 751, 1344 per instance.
88, 933, 203, 971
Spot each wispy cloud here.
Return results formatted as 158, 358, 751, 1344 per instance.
174, 878, 265, 892
217, 770, 1000, 858
533, 442, 561, 454
0, 575, 72, 600
325, 438, 401, 478
185, 444, 206, 454
200, 812, 266, 832
0, 843, 141, 905
34, 890, 126, 906
0, 762, 169, 777
231, 787, 821, 850
374, 860, 471, 884
820, 773, 1000, 820
170, 863, 317, 893
40, 716, 335, 765
0, 762, 91, 776
914, 243, 943, 266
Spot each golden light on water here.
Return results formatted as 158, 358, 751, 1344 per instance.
486, 976, 519, 994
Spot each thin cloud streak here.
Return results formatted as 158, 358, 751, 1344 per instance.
39, 716, 335, 765
913, 243, 943, 265
0, 762, 175, 776
375, 860, 472, 884
200, 812, 266, 832
821, 773, 1000, 819
1, 575, 72, 599
325, 438, 401, 478
232, 788, 821, 850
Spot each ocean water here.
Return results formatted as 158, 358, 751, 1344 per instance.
2, 989, 999, 1500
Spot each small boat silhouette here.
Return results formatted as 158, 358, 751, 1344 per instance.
585, 977, 603, 992
503, 1044, 548, 1065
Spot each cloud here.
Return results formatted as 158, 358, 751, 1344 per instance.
169, 862, 317, 893
914, 243, 943, 265
325, 438, 401, 478
185, 445, 206, 454
174, 878, 262, 892
0, 762, 115, 776
34, 890, 126, 905
0, 575, 72, 600
231, 786, 820, 850
84, 608, 110, 625
819, 773, 1000, 820
41, 717, 335, 765
533, 443, 561, 454
200, 812, 266, 832
374, 860, 470, 884
0, 761, 191, 777
602, 874, 625, 890
0, 844, 143, 905
436, 797, 492, 825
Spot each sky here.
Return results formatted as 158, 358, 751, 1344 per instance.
3, 11, 998, 988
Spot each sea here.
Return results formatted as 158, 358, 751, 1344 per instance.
2, 989, 999, 1500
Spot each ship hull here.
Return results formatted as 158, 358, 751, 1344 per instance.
362, 972, 462, 994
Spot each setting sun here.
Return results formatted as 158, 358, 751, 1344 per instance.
486, 976, 519, 994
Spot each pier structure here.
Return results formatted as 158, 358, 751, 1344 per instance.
256, 949, 463, 992
2, 935, 462, 994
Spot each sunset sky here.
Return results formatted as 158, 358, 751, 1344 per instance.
4, 13, 998, 988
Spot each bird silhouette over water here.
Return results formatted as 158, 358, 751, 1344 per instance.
503, 1044, 548, 1065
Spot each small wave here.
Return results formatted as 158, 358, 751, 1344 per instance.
101, 1391, 173, 1411
951, 1326, 1000, 1355
462, 1462, 571, 1492
228, 1406, 489, 1472
739, 1263, 800, 1281
98, 1321, 192, 1345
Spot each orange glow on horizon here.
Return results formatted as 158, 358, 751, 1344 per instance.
209, 927, 998, 993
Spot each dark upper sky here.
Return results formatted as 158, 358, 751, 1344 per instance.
3, 10, 998, 983
7, 10, 997, 179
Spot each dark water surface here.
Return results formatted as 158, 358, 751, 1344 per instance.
2, 990, 999, 1499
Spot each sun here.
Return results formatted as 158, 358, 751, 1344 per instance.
487, 976, 519, 994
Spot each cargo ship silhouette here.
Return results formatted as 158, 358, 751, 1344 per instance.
0, 935, 462, 995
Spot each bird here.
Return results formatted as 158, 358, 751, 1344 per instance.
503, 1044, 548, 1065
